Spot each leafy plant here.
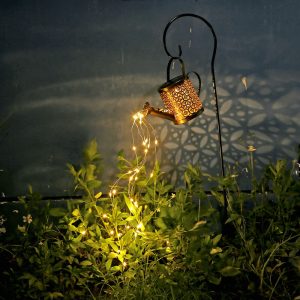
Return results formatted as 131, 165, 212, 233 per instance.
0, 140, 299, 299
210, 159, 300, 299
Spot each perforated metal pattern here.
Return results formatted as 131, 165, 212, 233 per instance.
159, 78, 203, 124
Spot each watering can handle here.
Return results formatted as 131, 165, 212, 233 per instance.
187, 71, 202, 96
166, 58, 201, 96
166, 57, 186, 81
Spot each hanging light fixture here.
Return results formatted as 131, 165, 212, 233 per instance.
144, 57, 203, 125
142, 13, 228, 221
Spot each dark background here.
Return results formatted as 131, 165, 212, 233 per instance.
0, 0, 299, 197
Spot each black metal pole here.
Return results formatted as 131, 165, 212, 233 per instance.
162, 13, 227, 221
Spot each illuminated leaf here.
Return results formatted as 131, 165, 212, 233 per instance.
72, 209, 80, 217
108, 252, 118, 259
80, 260, 93, 266
124, 195, 136, 215
105, 259, 112, 270
95, 192, 102, 199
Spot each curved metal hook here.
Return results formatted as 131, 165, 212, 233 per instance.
163, 13, 217, 64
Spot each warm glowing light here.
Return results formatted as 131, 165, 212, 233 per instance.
81, 230, 86, 235
123, 261, 127, 267
133, 111, 144, 121
118, 233, 122, 237
137, 222, 143, 229
134, 201, 138, 208
126, 225, 130, 229
103, 214, 108, 219
109, 108, 158, 199
110, 230, 114, 235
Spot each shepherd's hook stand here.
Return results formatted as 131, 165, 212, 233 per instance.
163, 13, 228, 226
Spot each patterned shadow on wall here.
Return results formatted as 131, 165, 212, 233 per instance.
154, 72, 300, 186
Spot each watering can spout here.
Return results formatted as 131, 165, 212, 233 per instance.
143, 102, 177, 123
143, 100, 203, 125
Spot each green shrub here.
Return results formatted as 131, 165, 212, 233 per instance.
0, 140, 299, 299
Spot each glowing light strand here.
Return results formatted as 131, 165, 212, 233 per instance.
108, 108, 158, 198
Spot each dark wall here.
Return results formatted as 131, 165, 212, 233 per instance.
0, 0, 299, 197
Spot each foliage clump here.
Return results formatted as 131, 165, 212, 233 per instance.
0, 140, 299, 299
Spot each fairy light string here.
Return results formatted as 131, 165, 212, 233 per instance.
108, 107, 158, 199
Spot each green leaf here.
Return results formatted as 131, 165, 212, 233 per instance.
47, 292, 64, 299
124, 270, 136, 279
72, 209, 80, 217
80, 260, 93, 266
219, 266, 240, 277
105, 259, 112, 270
124, 195, 136, 215
108, 252, 118, 259
49, 207, 67, 217
95, 192, 102, 199
84, 139, 100, 162
108, 240, 119, 252
212, 234, 222, 246
207, 274, 221, 285
87, 179, 101, 190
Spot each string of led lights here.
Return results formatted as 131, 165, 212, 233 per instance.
108, 107, 158, 199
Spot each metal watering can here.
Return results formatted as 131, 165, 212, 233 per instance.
143, 58, 204, 125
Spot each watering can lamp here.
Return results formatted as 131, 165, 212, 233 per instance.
143, 58, 204, 125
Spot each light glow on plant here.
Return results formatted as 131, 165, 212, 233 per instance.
108, 108, 158, 197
